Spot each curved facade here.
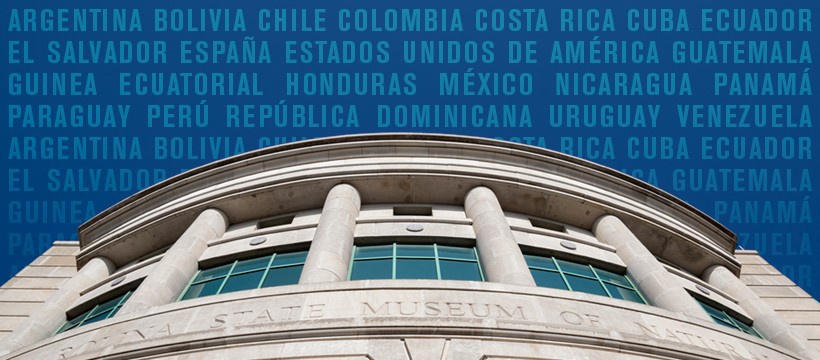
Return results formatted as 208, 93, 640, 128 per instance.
1, 134, 818, 360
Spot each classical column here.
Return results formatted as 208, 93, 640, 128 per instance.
0, 256, 116, 355
703, 265, 820, 359
299, 184, 361, 284
118, 208, 228, 315
592, 214, 710, 320
464, 186, 535, 286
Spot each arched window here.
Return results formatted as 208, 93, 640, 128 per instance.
696, 297, 762, 338
525, 254, 646, 304
179, 250, 307, 300
55, 290, 132, 334
349, 243, 484, 281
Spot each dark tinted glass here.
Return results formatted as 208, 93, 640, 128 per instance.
350, 259, 393, 280
439, 260, 482, 281
81, 310, 114, 325
180, 279, 223, 300
355, 245, 393, 259
524, 255, 556, 270
272, 251, 307, 266
221, 270, 265, 293
532, 269, 568, 290
396, 259, 437, 279
595, 268, 632, 287
566, 275, 608, 297
556, 260, 595, 277
396, 244, 434, 257
437, 246, 476, 260
262, 265, 303, 287
232, 257, 271, 273
604, 283, 643, 303
195, 264, 232, 282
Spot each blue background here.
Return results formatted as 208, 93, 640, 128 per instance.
2, 0, 818, 297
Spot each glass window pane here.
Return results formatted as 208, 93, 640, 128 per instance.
532, 269, 568, 290
57, 322, 80, 334
566, 275, 608, 297
396, 244, 434, 258
88, 296, 122, 317
262, 265, 303, 287
194, 264, 232, 282
524, 255, 556, 270
556, 260, 595, 277
58, 312, 88, 333
232, 257, 271, 273
605, 283, 644, 303
396, 259, 437, 279
355, 245, 393, 259
272, 251, 307, 266
221, 270, 265, 294
701, 302, 733, 323
439, 260, 482, 281
713, 317, 737, 329
350, 259, 393, 280
181, 279, 223, 300
437, 246, 475, 260
81, 309, 114, 325
595, 268, 632, 287
735, 321, 762, 338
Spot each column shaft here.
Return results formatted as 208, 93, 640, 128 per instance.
464, 186, 535, 286
299, 184, 361, 284
118, 208, 228, 315
703, 265, 820, 359
0, 256, 115, 355
593, 215, 709, 320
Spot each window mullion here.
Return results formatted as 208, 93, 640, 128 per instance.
76, 304, 99, 327
391, 243, 397, 279
215, 261, 238, 295
433, 244, 442, 280
723, 310, 744, 332
624, 273, 648, 304
348, 245, 357, 280
590, 266, 614, 298
178, 269, 201, 301
107, 291, 131, 320
473, 247, 485, 281
553, 257, 573, 291
257, 253, 277, 288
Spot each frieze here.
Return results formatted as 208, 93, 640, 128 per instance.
19, 290, 791, 360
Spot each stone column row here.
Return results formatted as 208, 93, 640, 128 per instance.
594, 213, 818, 359
0, 257, 116, 356
10, 184, 813, 359
704, 265, 820, 359
0, 208, 230, 356
592, 215, 711, 321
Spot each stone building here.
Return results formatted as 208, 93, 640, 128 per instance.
1, 134, 818, 359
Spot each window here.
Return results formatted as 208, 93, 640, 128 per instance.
393, 206, 433, 216
179, 250, 307, 300
696, 298, 762, 338
349, 243, 483, 281
258, 214, 294, 229
525, 254, 646, 304
529, 218, 565, 233
55, 290, 132, 334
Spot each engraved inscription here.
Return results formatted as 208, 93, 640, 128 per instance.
361, 301, 526, 320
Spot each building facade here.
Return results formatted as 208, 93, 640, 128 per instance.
1, 134, 818, 360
